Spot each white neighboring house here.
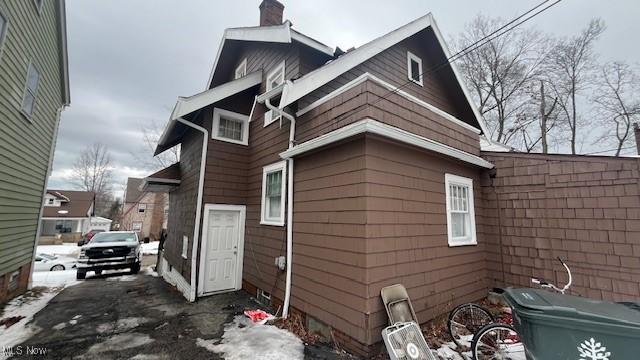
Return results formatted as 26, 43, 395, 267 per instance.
40, 190, 110, 244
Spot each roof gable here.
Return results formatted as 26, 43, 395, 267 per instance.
280, 13, 489, 135
42, 190, 94, 218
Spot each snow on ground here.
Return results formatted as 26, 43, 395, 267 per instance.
106, 275, 138, 282
32, 270, 79, 288
140, 241, 159, 255
197, 315, 304, 360
0, 288, 61, 356
144, 266, 159, 277
37, 243, 80, 257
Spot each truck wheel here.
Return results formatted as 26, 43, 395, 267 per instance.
76, 270, 86, 280
131, 263, 140, 274
94, 269, 102, 275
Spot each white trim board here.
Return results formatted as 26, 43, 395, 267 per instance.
171, 70, 261, 121
296, 72, 481, 135
280, 118, 494, 169
197, 204, 246, 297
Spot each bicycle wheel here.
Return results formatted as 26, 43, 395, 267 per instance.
447, 303, 495, 347
471, 323, 524, 360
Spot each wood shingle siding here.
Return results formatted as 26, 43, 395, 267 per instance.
0, 0, 66, 279
480, 152, 640, 301
164, 128, 202, 280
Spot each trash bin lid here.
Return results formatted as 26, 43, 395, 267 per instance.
504, 288, 640, 327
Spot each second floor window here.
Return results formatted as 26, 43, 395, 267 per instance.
138, 203, 146, 213
264, 61, 285, 127
22, 63, 40, 117
212, 108, 249, 145
407, 51, 423, 87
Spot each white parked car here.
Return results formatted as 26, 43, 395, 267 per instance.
34, 253, 77, 272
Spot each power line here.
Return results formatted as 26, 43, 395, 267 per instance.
584, 145, 636, 155
329, 0, 563, 127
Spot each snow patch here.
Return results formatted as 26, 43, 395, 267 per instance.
143, 266, 159, 277
96, 317, 149, 333
0, 288, 60, 356
37, 243, 80, 257
196, 315, 304, 360
106, 275, 137, 282
32, 269, 79, 288
140, 241, 159, 255
86, 333, 154, 354
52, 322, 66, 330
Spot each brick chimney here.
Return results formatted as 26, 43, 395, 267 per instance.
259, 0, 284, 26
634, 123, 640, 155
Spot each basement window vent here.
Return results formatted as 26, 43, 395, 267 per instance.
257, 288, 271, 305
8, 270, 19, 291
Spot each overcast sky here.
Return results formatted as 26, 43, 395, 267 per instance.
48, 0, 640, 197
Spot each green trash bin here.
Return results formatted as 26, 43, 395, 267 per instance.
503, 288, 640, 360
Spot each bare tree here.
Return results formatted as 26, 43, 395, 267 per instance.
454, 15, 549, 145
548, 18, 605, 154
133, 120, 180, 171
593, 61, 640, 156
71, 143, 113, 216
517, 78, 561, 153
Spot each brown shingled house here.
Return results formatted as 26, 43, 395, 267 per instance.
142, 1, 640, 356
122, 177, 169, 241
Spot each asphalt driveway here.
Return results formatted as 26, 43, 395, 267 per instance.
11, 272, 354, 359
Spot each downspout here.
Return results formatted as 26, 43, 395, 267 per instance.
261, 89, 295, 318
175, 117, 208, 302
30, 105, 66, 289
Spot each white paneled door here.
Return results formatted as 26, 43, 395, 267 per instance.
202, 209, 241, 294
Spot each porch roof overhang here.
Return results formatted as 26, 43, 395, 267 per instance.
279, 118, 495, 169
155, 71, 262, 155
139, 162, 181, 192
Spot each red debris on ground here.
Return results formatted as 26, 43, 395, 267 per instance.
244, 309, 273, 323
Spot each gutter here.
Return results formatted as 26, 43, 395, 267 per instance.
256, 84, 295, 318
175, 117, 208, 302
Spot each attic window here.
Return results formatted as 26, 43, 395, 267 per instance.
138, 203, 146, 213
235, 58, 247, 79
407, 51, 423, 86
212, 108, 249, 145
264, 61, 285, 127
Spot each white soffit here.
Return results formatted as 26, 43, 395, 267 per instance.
280, 118, 494, 169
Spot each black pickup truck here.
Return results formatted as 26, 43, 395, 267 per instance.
77, 231, 141, 279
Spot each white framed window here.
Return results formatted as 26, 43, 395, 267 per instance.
235, 58, 247, 79
264, 61, 285, 127
445, 174, 477, 247
182, 235, 188, 259
407, 51, 423, 87
212, 108, 249, 145
261, 161, 286, 226
0, 10, 8, 58
138, 203, 146, 213
8, 270, 19, 291
132, 222, 143, 231
21, 62, 40, 118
